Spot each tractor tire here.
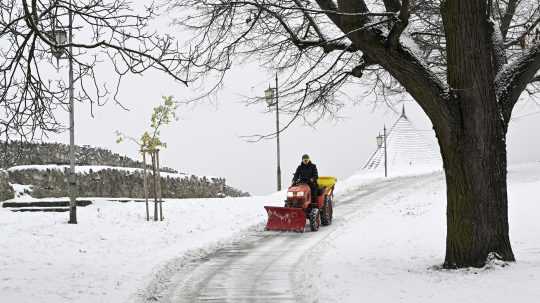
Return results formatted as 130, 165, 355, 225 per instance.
309, 208, 321, 232
321, 196, 333, 226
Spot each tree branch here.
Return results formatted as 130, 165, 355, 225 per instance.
496, 43, 540, 123
490, 18, 507, 73
383, 0, 402, 13
504, 14, 540, 48
500, 0, 519, 39
386, 0, 410, 49
317, 0, 451, 133
1, 0, 187, 138
530, 74, 540, 83
337, 0, 370, 29
315, 0, 341, 26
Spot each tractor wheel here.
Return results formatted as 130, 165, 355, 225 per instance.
321, 196, 333, 226
309, 208, 321, 232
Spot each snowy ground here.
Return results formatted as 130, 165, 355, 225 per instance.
0, 194, 284, 303
304, 163, 540, 303
1, 164, 540, 302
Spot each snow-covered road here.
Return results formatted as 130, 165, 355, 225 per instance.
159, 173, 439, 302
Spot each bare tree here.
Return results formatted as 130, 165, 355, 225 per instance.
170, 0, 540, 268
0, 0, 187, 140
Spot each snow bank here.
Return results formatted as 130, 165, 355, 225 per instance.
307, 164, 540, 303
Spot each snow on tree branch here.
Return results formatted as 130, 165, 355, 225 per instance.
496, 42, 540, 123
385, 0, 410, 49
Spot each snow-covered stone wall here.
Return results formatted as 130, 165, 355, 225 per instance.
0, 141, 177, 173
7, 167, 249, 200
0, 142, 250, 201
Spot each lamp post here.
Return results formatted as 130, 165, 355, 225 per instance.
67, 0, 76, 224
49, 2, 77, 223
376, 125, 388, 177
47, 30, 67, 66
264, 74, 282, 191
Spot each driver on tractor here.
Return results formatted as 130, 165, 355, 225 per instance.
292, 154, 319, 208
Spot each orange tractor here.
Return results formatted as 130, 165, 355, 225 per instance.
264, 176, 337, 232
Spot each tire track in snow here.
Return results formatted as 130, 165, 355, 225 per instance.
292, 173, 442, 303
142, 173, 441, 303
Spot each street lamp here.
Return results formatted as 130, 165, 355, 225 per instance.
376, 133, 383, 148
264, 74, 282, 191
376, 126, 388, 177
48, 4, 77, 224
264, 86, 274, 105
46, 29, 67, 64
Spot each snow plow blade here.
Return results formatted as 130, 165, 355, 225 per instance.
264, 206, 306, 232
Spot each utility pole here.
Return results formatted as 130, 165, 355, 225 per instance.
275, 74, 282, 191
264, 74, 282, 191
68, 0, 77, 224
384, 125, 388, 178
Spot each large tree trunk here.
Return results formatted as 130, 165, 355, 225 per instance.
439, 0, 515, 268
439, 120, 515, 268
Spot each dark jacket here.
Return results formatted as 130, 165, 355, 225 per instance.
293, 162, 318, 184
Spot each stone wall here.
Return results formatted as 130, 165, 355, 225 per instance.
8, 168, 249, 199
0, 141, 250, 200
0, 170, 14, 201
0, 141, 177, 173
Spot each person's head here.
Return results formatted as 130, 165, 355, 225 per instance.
302, 154, 310, 164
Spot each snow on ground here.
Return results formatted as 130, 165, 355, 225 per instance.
304, 163, 540, 303
0, 168, 425, 303
0, 194, 284, 303
2, 163, 540, 303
